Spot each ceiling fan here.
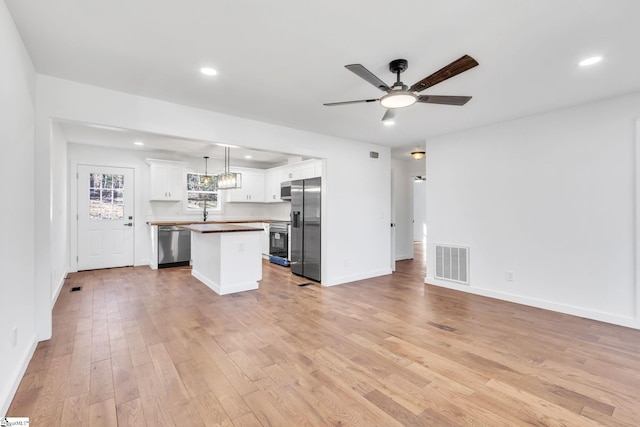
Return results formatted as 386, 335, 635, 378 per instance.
324, 55, 479, 122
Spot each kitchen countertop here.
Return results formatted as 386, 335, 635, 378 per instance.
147, 219, 287, 226
181, 223, 263, 234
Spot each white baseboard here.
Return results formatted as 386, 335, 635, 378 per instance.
51, 267, 69, 305
395, 253, 413, 261
135, 259, 150, 268
323, 268, 392, 287
1, 333, 37, 417
426, 275, 640, 330
191, 269, 258, 295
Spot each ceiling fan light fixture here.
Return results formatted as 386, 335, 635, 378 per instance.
411, 150, 425, 160
380, 91, 417, 109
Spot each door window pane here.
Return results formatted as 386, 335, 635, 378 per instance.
89, 173, 125, 220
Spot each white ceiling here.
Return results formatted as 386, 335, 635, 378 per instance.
58, 121, 306, 169
6, 0, 640, 160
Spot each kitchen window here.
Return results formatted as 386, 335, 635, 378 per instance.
186, 173, 220, 211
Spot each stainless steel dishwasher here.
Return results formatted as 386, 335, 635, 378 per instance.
158, 225, 191, 268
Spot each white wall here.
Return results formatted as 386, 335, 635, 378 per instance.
51, 122, 68, 301
67, 142, 291, 269
36, 75, 392, 338
426, 92, 640, 329
0, 1, 37, 416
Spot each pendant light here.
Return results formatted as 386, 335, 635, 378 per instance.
201, 156, 212, 222
201, 156, 213, 186
216, 147, 242, 190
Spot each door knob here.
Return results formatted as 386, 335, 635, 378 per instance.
124, 223, 133, 227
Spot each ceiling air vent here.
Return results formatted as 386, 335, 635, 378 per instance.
435, 244, 469, 284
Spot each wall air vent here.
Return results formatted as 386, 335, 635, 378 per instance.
435, 244, 469, 284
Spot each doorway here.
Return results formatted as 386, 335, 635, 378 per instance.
77, 165, 135, 270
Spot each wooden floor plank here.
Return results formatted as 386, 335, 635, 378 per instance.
88, 397, 118, 427
115, 398, 146, 427
89, 358, 114, 405
7, 244, 640, 426
60, 393, 89, 426
111, 351, 140, 405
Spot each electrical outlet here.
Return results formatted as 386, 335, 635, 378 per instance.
506, 271, 514, 282
12, 327, 17, 347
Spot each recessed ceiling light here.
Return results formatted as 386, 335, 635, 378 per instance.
244, 155, 252, 159
579, 56, 603, 67
200, 67, 218, 76
134, 141, 144, 146
383, 120, 395, 126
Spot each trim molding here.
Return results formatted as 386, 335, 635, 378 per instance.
426, 275, 639, 330
1, 334, 37, 417
635, 119, 640, 320
51, 267, 68, 305
324, 268, 392, 287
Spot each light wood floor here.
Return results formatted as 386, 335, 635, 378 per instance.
8, 243, 640, 426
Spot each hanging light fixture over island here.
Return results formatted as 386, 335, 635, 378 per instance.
216, 147, 242, 190
201, 156, 213, 221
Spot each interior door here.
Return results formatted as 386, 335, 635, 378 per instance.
390, 173, 396, 272
77, 165, 134, 270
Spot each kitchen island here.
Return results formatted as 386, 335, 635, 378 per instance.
181, 223, 263, 295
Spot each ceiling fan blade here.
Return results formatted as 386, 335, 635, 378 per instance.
417, 95, 472, 106
409, 55, 479, 92
323, 98, 379, 106
345, 64, 391, 92
381, 109, 396, 122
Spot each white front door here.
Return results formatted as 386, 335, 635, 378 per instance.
77, 165, 134, 270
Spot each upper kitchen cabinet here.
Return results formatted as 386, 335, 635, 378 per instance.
264, 159, 322, 203
146, 159, 186, 201
227, 167, 265, 203
264, 169, 283, 203
281, 159, 322, 181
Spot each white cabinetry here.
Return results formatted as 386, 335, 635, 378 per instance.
281, 164, 301, 181
264, 159, 322, 203
265, 169, 283, 203
227, 168, 265, 203
281, 159, 321, 181
242, 222, 270, 258
300, 159, 322, 179
146, 159, 185, 201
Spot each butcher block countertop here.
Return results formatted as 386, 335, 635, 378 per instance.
147, 219, 283, 226
180, 223, 263, 234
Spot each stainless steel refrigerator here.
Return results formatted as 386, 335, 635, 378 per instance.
290, 177, 321, 281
